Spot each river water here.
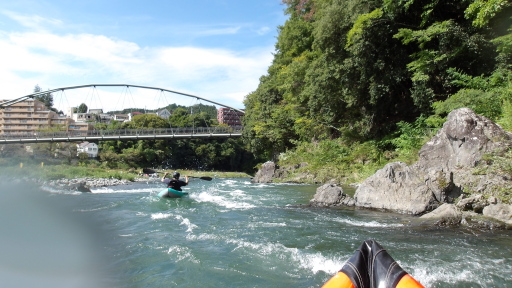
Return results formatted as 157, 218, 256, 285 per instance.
1, 177, 511, 287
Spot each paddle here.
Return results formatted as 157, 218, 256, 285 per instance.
189, 176, 213, 181
142, 168, 213, 181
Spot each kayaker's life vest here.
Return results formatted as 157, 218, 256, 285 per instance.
167, 179, 186, 191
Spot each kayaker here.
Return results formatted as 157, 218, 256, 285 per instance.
161, 171, 189, 191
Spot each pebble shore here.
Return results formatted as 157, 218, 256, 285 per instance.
43, 175, 161, 192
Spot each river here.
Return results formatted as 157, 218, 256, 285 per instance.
1, 177, 511, 287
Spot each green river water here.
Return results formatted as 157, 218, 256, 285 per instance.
1, 177, 510, 287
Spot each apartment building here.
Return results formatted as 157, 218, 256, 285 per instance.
0, 99, 86, 135
217, 108, 244, 126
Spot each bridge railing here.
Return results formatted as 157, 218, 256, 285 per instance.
0, 126, 243, 141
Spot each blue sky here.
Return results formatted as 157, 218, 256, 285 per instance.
0, 0, 287, 112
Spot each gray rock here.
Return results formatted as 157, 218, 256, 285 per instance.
418, 108, 512, 170
487, 196, 499, 204
483, 204, 512, 225
420, 204, 462, 224
354, 162, 436, 214
310, 183, 354, 207
354, 108, 512, 215
73, 181, 91, 193
456, 194, 484, 212
252, 161, 277, 183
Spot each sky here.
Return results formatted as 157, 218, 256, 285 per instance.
0, 0, 288, 113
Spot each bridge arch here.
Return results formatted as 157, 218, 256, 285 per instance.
1, 84, 245, 114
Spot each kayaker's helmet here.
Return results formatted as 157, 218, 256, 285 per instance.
172, 171, 180, 179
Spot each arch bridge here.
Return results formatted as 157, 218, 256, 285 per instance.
0, 84, 244, 144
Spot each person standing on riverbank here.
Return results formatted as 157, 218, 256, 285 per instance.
161, 171, 189, 191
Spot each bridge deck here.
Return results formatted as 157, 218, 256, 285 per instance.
0, 127, 242, 144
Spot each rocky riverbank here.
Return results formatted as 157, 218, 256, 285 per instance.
42, 176, 160, 192
309, 182, 511, 229
253, 108, 512, 229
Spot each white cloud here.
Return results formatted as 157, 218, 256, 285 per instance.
256, 26, 270, 35
2, 11, 62, 30
0, 18, 274, 112
198, 26, 241, 36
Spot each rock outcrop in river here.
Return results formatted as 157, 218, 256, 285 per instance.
299, 108, 512, 228
309, 183, 355, 207
251, 161, 277, 183
353, 108, 512, 216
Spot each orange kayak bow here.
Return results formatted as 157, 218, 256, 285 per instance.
322, 240, 424, 288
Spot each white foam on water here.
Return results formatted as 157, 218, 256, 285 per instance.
74, 203, 118, 212
407, 252, 511, 287
222, 179, 239, 185
167, 245, 199, 263
188, 233, 220, 242
40, 186, 82, 195
294, 251, 345, 275
254, 183, 271, 188
411, 265, 476, 287
151, 212, 172, 220
332, 217, 403, 228
247, 222, 287, 228
192, 191, 256, 209
225, 238, 344, 275
227, 238, 265, 253
90, 187, 155, 194
175, 215, 197, 233
230, 189, 246, 196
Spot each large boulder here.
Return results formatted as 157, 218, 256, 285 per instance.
354, 162, 438, 214
252, 161, 277, 183
483, 204, 512, 225
354, 108, 512, 215
419, 204, 462, 225
417, 108, 511, 171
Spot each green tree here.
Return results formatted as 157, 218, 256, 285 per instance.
169, 108, 192, 127
94, 123, 108, 130
33, 85, 56, 111
77, 103, 88, 113
244, 0, 511, 165
124, 114, 169, 129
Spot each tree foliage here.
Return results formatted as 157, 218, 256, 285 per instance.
243, 0, 512, 162
123, 114, 169, 129
77, 103, 88, 113
33, 85, 56, 111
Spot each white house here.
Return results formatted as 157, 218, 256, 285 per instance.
156, 109, 171, 119
77, 142, 99, 158
114, 114, 130, 122
72, 113, 95, 122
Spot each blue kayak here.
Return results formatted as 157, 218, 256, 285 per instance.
158, 188, 189, 198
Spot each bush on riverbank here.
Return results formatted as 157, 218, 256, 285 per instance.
276, 117, 439, 184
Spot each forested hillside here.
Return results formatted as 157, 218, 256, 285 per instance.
243, 0, 511, 182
